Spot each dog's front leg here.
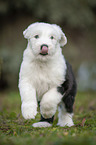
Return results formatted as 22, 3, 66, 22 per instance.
19, 79, 37, 119
40, 88, 62, 119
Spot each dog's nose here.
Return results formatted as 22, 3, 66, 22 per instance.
40, 44, 48, 55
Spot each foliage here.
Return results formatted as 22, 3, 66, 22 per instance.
0, 91, 96, 145
0, 0, 96, 28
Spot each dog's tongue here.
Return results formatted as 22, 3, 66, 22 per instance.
41, 46, 48, 54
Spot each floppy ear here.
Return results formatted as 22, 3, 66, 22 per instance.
60, 32, 67, 47
23, 23, 38, 39
52, 24, 67, 47
23, 25, 32, 39
23, 28, 29, 39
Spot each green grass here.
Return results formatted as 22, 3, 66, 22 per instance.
0, 91, 96, 145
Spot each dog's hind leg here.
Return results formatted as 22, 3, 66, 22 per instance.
57, 61, 77, 127
32, 115, 54, 127
57, 101, 74, 127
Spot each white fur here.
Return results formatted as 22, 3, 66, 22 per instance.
19, 22, 73, 127
32, 122, 52, 127
40, 88, 62, 118
57, 102, 74, 127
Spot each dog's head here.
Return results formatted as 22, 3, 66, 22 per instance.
23, 22, 67, 60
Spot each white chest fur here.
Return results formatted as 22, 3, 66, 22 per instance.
30, 58, 66, 100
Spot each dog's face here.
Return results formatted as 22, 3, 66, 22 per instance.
23, 22, 67, 60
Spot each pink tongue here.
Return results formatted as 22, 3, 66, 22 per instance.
41, 46, 48, 54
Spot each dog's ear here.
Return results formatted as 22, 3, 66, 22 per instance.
60, 32, 67, 47
23, 28, 28, 39
52, 24, 67, 47
23, 23, 36, 39
23, 26, 31, 39
23, 22, 39, 39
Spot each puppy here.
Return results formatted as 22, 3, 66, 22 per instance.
19, 22, 77, 127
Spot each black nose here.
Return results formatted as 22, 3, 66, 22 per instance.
41, 44, 48, 50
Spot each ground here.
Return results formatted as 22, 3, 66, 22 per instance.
0, 91, 96, 145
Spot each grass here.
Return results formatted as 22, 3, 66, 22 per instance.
0, 91, 96, 145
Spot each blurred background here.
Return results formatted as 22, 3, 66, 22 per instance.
0, 0, 96, 92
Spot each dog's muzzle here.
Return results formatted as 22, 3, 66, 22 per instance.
40, 44, 48, 56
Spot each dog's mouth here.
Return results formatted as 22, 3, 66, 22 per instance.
40, 45, 48, 56
39, 53, 48, 56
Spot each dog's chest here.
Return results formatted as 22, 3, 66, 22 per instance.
31, 61, 66, 100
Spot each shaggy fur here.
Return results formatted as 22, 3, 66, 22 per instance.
19, 22, 77, 127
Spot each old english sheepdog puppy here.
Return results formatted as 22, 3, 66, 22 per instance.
19, 22, 77, 127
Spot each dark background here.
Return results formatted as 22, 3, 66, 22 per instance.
0, 0, 96, 91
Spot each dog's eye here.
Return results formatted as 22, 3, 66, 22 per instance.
50, 36, 54, 40
34, 35, 39, 39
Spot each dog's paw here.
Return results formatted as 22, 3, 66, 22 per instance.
21, 102, 37, 119
40, 105, 56, 119
40, 101, 57, 118
57, 121, 74, 127
57, 115, 74, 127
32, 122, 52, 128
